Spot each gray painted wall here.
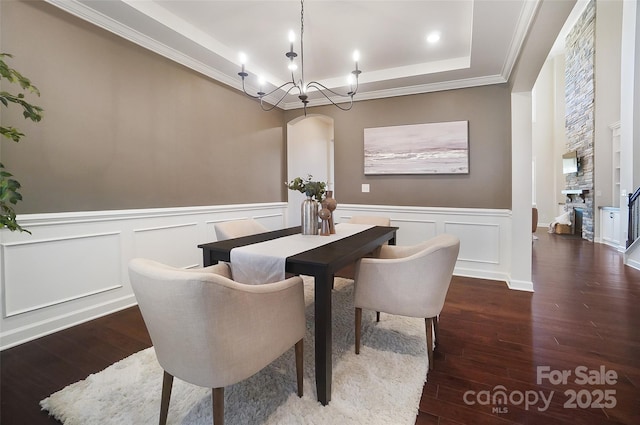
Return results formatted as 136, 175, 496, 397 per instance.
1, 0, 286, 214
285, 85, 512, 209
2, 0, 512, 215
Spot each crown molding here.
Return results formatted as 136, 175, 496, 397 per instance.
44, 0, 526, 112
501, 0, 541, 79
45, 0, 289, 107
281, 74, 508, 110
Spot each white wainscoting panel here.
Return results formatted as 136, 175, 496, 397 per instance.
335, 204, 515, 286
134, 223, 200, 269
444, 221, 500, 264
1, 202, 520, 350
0, 203, 287, 350
2, 232, 122, 317
393, 218, 438, 243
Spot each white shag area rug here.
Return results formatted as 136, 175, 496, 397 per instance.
41, 277, 428, 425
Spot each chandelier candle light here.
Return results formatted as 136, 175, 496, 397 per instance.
238, 0, 362, 115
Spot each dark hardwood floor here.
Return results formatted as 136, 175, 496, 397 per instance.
417, 231, 640, 425
1, 230, 639, 424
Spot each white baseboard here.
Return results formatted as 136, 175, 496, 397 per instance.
507, 279, 535, 292
623, 237, 640, 270
626, 257, 640, 271
0, 296, 136, 351
454, 267, 510, 285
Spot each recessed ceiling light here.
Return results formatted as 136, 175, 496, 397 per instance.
427, 32, 441, 44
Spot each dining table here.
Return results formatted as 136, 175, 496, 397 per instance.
198, 224, 398, 405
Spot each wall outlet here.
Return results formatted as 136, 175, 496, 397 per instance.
362, 184, 370, 193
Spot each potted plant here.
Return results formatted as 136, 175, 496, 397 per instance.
285, 174, 326, 202
1, 53, 44, 233
285, 175, 326, 235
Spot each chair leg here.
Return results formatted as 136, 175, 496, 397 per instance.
355, 307, 362, 354
433, 315, 439, 349
425, 317, 434, 371
159, 371, 173, 425
376, 311, 380, 322
212, 387, 224, 425
295, 339, 304, 397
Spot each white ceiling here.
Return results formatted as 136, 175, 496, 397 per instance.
45, 0, 574, 111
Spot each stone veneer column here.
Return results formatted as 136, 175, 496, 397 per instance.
565, 0, 595, 241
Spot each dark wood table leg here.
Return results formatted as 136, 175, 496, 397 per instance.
314, 269, 333, 405
202, 251, 212, 267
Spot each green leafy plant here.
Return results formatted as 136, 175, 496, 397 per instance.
1, 53, 44, 233
285, 174, 326, 202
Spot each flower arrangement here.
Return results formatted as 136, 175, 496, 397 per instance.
285, 174, 326, 202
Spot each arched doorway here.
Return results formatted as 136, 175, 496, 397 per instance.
286, 115, 335, 226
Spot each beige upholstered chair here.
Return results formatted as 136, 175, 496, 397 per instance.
353, 234, 460, 370
128, 258, 305, 425
214, 218, 268, 241
348, 215, 391, 259
348, 215, 391, 227
335, 216, 392, 280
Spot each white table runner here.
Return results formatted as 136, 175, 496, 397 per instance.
230, 223, 373, 284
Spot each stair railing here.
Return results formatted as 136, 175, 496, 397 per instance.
628, 187, 640, 248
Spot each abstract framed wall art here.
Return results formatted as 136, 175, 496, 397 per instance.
364, 120, 469, 175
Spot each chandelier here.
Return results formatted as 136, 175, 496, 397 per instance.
238, 0, 361, 115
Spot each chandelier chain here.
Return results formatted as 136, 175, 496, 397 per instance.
300, 0, 304, 87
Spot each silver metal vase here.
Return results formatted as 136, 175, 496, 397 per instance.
301, 196, 319, 235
